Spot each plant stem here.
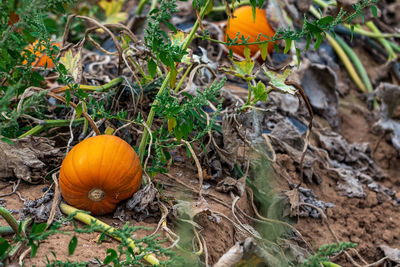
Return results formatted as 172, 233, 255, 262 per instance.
60, 203, 160, 266
333, 35, 378, 108
310, 6, 367, 93
0, 206, 22, 237
52, 77, 124, 93
136, 0, 149, 15
18, 118, 85, 138
365, 21, 397, 60
137, 0, 212, 161
174, 64, 193, 93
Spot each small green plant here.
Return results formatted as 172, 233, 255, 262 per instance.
303, 242, 357, 267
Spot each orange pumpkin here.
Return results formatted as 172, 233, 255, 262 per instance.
22, 40, 60, 68
59, 135, 143, 215
224, 6, 275, 58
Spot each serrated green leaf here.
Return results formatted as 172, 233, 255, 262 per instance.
103, 248, 118, 264
233, 59, 255, 77
262, 67, 296, 95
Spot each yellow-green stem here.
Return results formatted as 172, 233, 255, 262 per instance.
310, 6, 367, 93
0, 206, 22, 237
174, 64, 193, 93
60, 203, 160, 265
18, 118, 85, 138
333, 35, 378, 109
365, 21, 397, 60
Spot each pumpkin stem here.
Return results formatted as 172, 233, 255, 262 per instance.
88, 188, 105, 202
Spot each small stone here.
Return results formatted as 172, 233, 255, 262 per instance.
382, 230, 394, 243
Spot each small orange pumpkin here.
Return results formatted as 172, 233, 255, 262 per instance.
224, 6, 275, 58
59, 135, 142, 215
22, 40, 60, 68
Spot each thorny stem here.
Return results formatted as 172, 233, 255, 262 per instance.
138, 0, 212, 161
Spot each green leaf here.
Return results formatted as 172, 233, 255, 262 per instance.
243, 47, 251, 60
148, 58, 157, 78
262, 67, 296, 95
75, 103, 83, 118
296, 48, 301, 69
284, 39, 292, 54
65, 89, 71, 104
259, 43, 269, 61
371, 5, 377, 18
318, 16, 334, 25
314, 33, 323, 50
305, 35, 311, 51
68, 236, 78, 256
250, 0, 257, 21
30, 242, 38, 258
103, 248, 118, 264
0, 238, 10, 257
32, 222, 47, 234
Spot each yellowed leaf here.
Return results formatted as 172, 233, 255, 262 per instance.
98, 0, 127, 25
59, 49, 81, 82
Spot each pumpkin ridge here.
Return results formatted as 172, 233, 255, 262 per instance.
96, 135, 110, 188
115, 153, 140, 191
66, 150, 91, 190
100, 137, 125, 190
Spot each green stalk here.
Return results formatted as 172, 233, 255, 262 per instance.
365, 21, 397, 60
18, 118, 85, 138
310, 6, 367, 93
322, 261, 342, 267
138, 0, 212, 161
54, 77, 124, 93
0, 225, 14, 235
333, 35, 378, 109
174, 64, 193, 93
388, 40, 400, 53
0, 206, 21, 237
137, 0, 149, 15
344, 24, 400, 39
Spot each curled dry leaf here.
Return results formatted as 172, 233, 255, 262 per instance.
0, 137, 60, 183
